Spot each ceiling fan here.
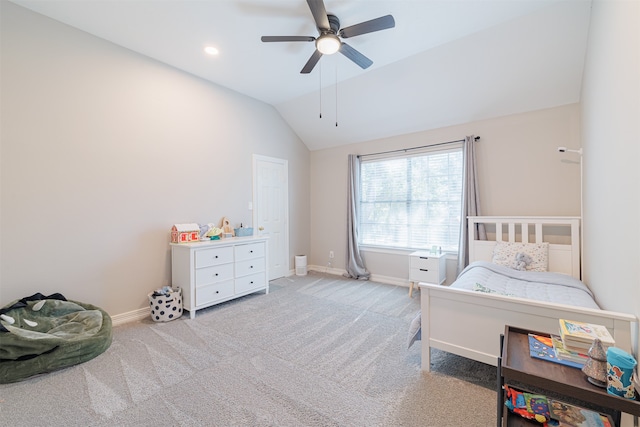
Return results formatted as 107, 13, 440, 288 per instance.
261, 0, 395, 74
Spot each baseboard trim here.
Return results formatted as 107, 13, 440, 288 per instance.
307, 265, 346, 276
110, 268, 410, 325
111, 307, 150, 326
305, 265, 410, 288
369, 273, 408, 287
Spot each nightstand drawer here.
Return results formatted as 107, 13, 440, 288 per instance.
410, 267, 439, 283
410, 255, 440, 270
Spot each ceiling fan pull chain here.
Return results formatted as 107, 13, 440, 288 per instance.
335, 65, 338, 127
319, 61, 322, 119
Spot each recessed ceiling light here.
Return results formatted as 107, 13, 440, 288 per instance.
204, 46, 219, 55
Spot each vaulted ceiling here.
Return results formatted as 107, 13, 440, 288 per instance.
9, 0, 592, 151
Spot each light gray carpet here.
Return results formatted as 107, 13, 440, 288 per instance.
0, 272, 497, 426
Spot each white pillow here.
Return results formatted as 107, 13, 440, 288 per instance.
491, 242, 549, 272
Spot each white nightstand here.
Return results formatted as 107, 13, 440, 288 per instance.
408, 250, 446, 297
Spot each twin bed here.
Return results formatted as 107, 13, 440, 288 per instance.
417, 216, 637, 374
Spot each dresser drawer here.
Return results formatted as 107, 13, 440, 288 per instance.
195, 246, 234, 268
235, 257, 265, 277
195, 263, 234, 286
234, 242, 265, 262
235, 272, 266, 294
196, 281, 234, 306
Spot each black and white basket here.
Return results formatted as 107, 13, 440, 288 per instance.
148, 287, 183, 322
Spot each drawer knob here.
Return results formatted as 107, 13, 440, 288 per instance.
250, 281, 254, 284
250, 250, 253, 253
216, 290, 219, 294
215, 255, 219, 259
250, 265, 253, 269
215, 273, 219, 276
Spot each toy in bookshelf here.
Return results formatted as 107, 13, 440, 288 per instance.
548, 399, 613, 427
504, 385, 550, 424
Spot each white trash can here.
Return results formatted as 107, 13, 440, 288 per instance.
295, 255, 307, 276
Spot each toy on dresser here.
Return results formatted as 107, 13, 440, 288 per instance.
171, 223, 200, 243
220, 217, 235, 238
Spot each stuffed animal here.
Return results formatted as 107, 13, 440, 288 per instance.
513, 252, 533, 271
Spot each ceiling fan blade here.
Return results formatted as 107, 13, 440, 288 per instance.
261, 36, 316, 42
339, 43, 373, 69
339, 14, 395, 39
301, 49, 323, 74
306, 0, 330, 30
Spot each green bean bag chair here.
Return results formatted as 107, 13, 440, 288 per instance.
0, 293, 112, 384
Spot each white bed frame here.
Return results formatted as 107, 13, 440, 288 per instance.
419, 216, 638, 373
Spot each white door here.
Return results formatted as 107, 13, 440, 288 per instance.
253, 155, 289, 280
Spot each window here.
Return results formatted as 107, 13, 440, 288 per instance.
358, 146, 463, 251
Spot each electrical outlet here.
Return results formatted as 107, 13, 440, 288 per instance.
329, 250, 334, 259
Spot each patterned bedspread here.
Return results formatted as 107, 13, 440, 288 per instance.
407, 261, 600, 349
451, 261, 600, 309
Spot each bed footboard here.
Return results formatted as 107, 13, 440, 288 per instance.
419, 283, 637, 372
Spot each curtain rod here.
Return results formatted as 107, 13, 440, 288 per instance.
357, 136, 480, 158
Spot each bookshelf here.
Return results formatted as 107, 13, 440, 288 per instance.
497, 326, 640, 427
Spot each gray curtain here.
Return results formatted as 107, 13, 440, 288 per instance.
345, 154, 370, 280
457, 135, 486, 274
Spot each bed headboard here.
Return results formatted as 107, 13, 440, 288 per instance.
468, 216, 581, 279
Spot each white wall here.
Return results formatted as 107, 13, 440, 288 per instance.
310, 104, 581, 283
581, 0, 639, 317
0, 3, 310, 316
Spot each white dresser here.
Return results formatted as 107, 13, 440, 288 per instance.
408, 250, 446, 297
171, 236, 269, 318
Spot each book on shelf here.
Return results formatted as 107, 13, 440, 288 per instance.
558, 319, 615, 352
551, 334, 589, 365
548, 399, 613, 427
528, 334, 584, 369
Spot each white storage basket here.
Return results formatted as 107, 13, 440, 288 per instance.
148, 287, 183, 322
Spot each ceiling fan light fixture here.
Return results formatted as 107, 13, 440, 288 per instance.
316, 34, 341, 55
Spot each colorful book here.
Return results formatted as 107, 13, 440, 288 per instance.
551, 334, 589, 365
528, 334, 584, 369
558, 319, 615, 347
549, 399, 613, 427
